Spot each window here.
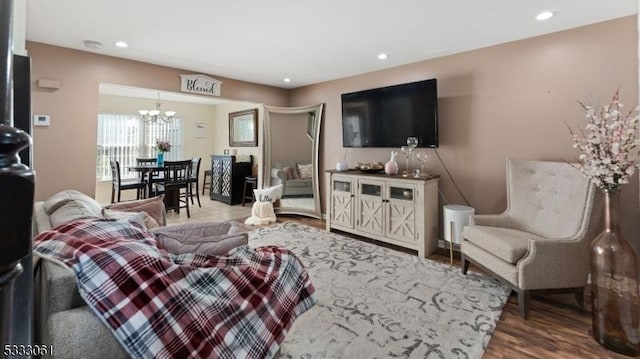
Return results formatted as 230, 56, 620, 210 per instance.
96, 113, 183, 181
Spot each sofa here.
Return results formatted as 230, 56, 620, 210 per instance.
32, 190, 249, 358
271, 161, 313, 197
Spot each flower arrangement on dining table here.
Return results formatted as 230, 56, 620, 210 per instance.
156, 139, 171, 153
568, 90, 640, 191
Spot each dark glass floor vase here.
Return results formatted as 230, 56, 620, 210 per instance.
591, 189, 640, 356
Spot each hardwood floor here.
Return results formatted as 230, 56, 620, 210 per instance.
481, 284, 628, 358
176, 199, 630, 358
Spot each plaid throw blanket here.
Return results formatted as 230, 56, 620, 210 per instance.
33, 218, 317, 359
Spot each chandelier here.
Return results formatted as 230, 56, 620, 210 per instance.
138, 92, 176, 123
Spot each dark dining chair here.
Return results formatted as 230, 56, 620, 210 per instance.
136, 158, 156, 165
110, 160, 146, 203
187, 157, 202, 208
154, 160, 191, 218
136, 157, 165, 197
136, 157, 164, 181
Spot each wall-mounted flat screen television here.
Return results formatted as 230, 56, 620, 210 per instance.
341, 78, 438, 148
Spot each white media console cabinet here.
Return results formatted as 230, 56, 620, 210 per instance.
325, 170, 440, 258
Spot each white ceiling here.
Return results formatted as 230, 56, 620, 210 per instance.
27, 0, 637, 90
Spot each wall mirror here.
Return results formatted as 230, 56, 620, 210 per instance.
229, 108, 258, 147
263, 104, 324, 218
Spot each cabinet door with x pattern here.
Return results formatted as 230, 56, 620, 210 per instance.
356, 178, 385, 236
385, 183, 418, 244
329, 175, 355, 230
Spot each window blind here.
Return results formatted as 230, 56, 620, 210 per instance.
96, 114, 183, 181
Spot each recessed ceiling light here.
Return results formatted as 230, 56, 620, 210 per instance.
83, 40, 102, 49
283, 78, 291, 83
115, 41, 128, 48
536, 11, 554, 21
377, 53, 388, 60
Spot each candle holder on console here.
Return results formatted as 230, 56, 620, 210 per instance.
415, 151, 428, 177
406, 136, 418, 175
400, 146, 410, 177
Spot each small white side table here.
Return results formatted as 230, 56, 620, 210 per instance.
443, 204, 475, 264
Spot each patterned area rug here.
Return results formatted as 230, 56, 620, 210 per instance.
249, 222, 510, 359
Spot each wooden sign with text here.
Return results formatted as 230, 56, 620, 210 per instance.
179, 74, 222, 96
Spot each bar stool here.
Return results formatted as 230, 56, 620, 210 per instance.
202, 169, 212, 195
242, 176, 257, 206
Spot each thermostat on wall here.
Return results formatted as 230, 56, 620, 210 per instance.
33, 115, 50, 126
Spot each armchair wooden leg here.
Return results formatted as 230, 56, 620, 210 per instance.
518, 290, 530, 319
461, 253, 470, 274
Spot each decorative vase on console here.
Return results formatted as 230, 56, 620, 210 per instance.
384, 151, 399, 175
569, 90, 640, 356
156, 139, 171, 167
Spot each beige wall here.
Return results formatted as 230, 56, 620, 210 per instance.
27, 41, 287, 201
290, 16, 640, 246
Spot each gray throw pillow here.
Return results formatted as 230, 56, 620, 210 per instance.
49, 200, 103, 228
44, 190, 103, 216
151, 221, 248, 256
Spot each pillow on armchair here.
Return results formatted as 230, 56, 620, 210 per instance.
297, 163, 313, 179
282, 166, 299, 180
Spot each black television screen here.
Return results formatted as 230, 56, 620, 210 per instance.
341, 78, 438, 148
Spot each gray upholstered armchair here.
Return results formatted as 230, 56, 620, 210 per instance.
461, 159, 603, 319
